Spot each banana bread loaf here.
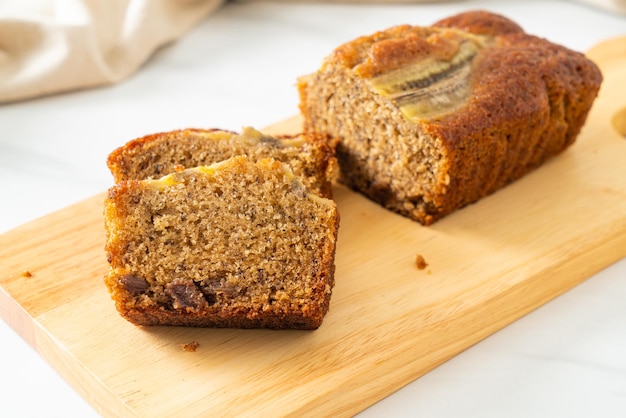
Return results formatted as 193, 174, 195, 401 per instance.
104, 156, 340, 329
298, 10, 602, 224
107, 126, 336, 198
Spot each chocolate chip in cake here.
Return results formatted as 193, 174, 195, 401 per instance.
120, 274, 149, 294
166, 278, 208, 311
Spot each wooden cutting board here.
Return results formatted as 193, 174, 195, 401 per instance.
2, 38, 626, 417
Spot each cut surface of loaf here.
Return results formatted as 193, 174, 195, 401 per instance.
104, 156, 339, 330
107, 126, 336, 198
298, 10, 603, 225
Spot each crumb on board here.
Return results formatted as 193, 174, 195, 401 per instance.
21, 270, 33, 278
181, 341, 200, 352
415, 254, 428, 270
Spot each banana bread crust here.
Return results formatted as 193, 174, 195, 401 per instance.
298, 10, 602, 224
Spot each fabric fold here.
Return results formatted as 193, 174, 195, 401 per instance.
0, 0, 223, 103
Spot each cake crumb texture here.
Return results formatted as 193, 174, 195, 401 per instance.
107, 126, 337, 199
104, 156, 339, 330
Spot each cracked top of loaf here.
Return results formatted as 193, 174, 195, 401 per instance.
315, 10, 601, 123
329, 10, 523, 75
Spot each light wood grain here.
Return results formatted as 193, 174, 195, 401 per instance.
1, 38, 626, 417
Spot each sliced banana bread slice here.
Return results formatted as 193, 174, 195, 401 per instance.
107, 126, 336, 198
104, 156, 340, 330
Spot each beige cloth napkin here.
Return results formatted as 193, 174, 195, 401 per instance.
0, 0, 223, 103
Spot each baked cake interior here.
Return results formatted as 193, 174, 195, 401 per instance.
105, 156, 338, 329
107, 126, 335, 198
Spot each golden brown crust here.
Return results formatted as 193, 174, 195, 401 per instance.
332, 25, 472, 78
432, 9, 524, 36
298, 10, 602, 225
423, 31, 603, 217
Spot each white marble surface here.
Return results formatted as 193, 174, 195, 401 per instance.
1, 1, 625, 416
